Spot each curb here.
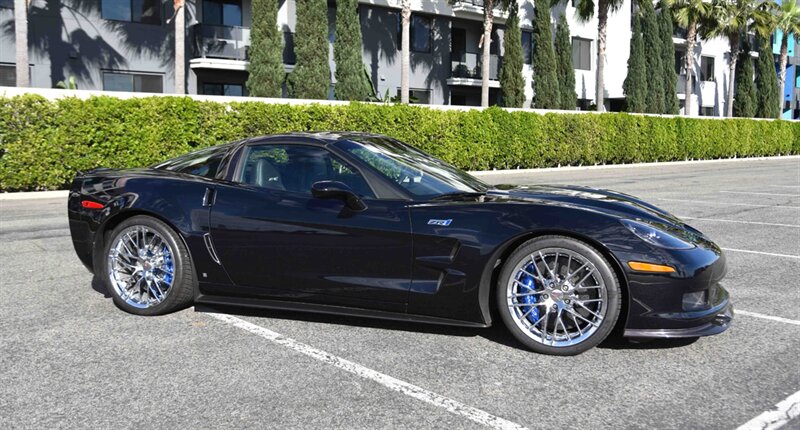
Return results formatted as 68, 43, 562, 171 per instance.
0, 190, 69, 201
468, 155, 800, 176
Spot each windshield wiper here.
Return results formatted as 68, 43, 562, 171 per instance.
430, 191, 486, 201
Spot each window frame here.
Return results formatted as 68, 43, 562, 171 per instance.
102, 70, 164, 93
100, 0, 162, 25
233, 143, 379, 199
700, 55, 715, 82
397, 12, 433, 53
571, 37, 592, 71
202, 0, 243, 27
202, 82, 246, 97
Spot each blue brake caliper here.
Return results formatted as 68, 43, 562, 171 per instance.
161, 245, 174, 285
519, 263, 540, 323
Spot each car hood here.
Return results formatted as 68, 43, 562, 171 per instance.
487, 184, 685, 226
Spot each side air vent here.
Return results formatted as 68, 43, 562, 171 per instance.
203, 233, 221, 265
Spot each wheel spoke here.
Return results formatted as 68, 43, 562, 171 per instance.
511, 290, 545, 298
510, 302, 547, 307
567, 309, 599, 327
571, 313, 584, 336
576, 301, 603, 320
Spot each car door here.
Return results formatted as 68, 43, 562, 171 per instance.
207, 142, 412, 312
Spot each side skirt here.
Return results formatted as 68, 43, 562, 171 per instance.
195, 294, 490, 329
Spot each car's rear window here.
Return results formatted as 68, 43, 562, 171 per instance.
154, 144, 232, 179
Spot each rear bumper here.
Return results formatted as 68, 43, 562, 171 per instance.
624, 299, 733, 338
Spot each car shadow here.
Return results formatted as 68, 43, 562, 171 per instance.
193, 303, 700, 352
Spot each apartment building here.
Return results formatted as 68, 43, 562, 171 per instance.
1, 0, 798, 117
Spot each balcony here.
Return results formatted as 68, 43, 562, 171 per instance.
450, 0, 509, 22
450, 52, 501, 82
192, 24, 250, 61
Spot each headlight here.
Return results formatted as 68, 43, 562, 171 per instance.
621, 219, 695, 250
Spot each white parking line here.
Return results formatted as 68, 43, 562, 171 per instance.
206, 312, 528, 430
769, 185, 800, 189
677, 216, 800, 228
657, 198, 800, 209
721, 191, 799, 197
737, 310, 800, 326
721, 248, 800, 260
735, 389, 800, 430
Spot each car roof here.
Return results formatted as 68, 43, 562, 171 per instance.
245, 131, 389, 145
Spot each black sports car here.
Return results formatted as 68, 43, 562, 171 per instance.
68, 132, 732, 355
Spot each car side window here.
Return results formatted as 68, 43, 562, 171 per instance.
238, 145, 376, 198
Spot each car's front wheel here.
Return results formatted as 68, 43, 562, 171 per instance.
496, 236, 621, 355
102, 216, 195, 315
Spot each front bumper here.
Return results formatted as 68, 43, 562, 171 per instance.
620, 242, 734, 338
624, 298, 733, 338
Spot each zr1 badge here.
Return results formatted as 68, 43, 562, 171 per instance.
427, 219, 452, 226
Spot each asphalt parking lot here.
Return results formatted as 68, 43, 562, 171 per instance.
1, 157, 799, 429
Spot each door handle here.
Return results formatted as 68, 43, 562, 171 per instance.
202, 187, 216, 207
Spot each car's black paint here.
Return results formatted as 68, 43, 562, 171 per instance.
68, 132, 732, 338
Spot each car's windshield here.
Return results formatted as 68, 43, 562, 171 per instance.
334, 136, 488, 199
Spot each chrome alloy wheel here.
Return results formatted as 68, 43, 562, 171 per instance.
107, 226, 175, 309
506, 248, 607, 347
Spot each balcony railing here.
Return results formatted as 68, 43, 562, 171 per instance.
192, 24, 251, 61
451, 52, 501, 80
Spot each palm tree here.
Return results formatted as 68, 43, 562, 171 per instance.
772, 0, 800, 117
400, 0, 410, 103
666, 0, 713, 116
703, 0, 773, 117
14, 0, 29, 87
167, 0, 185, 94
573, 0, 624, 111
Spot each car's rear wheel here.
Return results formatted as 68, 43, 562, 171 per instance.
496, 236, 621, 355
103, 216, 195, 315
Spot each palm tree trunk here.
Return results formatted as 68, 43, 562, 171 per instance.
726, 33, 738, 118
174, 0, 185, 94
14, 0, 28, 87
595, 0, 608, 111
778, 33, 789, 118
684, 20, 696, 116
480, 1, 494, 107
400, 0, 411, 104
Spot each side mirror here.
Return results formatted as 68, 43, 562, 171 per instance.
311, 181, 368, 212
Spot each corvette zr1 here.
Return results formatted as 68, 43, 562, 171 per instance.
68, 132, 733, 355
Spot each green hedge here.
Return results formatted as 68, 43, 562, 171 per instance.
1, 94, 798, 191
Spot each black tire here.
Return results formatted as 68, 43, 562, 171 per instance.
102, 215, 195, 315
496, 235, 621, 356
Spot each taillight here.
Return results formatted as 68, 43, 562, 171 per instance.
81, 200, 104, 209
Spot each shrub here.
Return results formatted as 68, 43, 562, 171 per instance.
0, 94, 797, 191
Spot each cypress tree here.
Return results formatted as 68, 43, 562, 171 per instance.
623, 12, 647, 112
288, 0, 330, 99
755, 36, 780, 118
531, 4, 560, 109
733, 44, 757, 118
334, 0, 371, 101
641, 0, 664, 113
659, 1, 679, 114
554, 13, 577, 110
500, 2, 525, 107
247, 0, 285, 97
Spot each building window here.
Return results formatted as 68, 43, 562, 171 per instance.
700, 106, 714, 116
101, 0, 161, 24
203, 0, 242, 27
572, 37, 591, 70
0, 0, 12, 9
283, 32, 296, 65
0, 64, 15, 86
675, 50, 685, 75
103, 72, 163, 93
522, 31, 532, 65
203, 83, 244, 96
396, 88, 431, 104
700, 56, 715, 82
397, 13, 432, 53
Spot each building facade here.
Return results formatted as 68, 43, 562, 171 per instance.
1, 0, 798, 117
